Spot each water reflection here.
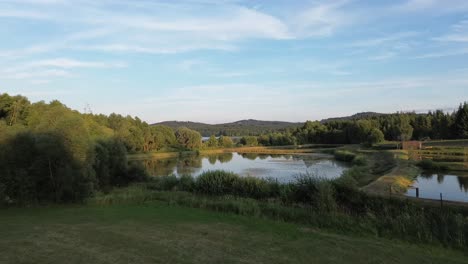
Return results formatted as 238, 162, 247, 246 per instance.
405, 172, 468, 202
132, 152, 348, 182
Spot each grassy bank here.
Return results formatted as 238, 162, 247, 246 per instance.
87, 170, 468, 250
127, 144, 343, 160
362, 151, 420, 194
1, 202, 467, 264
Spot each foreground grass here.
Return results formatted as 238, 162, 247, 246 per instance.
0, 202, 466, 264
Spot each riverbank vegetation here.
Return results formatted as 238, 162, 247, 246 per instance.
1, 92, 468, 261
87, 170, 468, 250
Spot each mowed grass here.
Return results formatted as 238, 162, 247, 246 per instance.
1, 203, 467, 264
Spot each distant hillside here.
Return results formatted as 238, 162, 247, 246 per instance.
154, 119, 302, 137
321, 112, 387, 123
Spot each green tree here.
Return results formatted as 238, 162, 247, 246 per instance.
206, 135, 218, 148
175, 127, 202, 149
367, 128, 385, 146
218, 136, 234, 148
453, 102, 468, 138
240, 136, 258, 146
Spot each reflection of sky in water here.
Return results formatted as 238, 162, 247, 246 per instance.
136, 153, 349, 183
405, 173, 468, 203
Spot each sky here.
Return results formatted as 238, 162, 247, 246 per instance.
1, 0, 468, 124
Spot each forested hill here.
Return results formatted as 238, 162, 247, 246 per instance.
154, 119, 302, 136
321, 112, 387, 123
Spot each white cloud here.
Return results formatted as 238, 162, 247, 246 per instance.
3, 69, 72, 79
397, 0, 468, 12
26, 58, 126, 69
0, 9, 49, 19
0, 58, 124, 84
290, 1, 353, 37
0, 0, 359, 58
351, 31, 419, 47
433, 20, 468, 42
412, 48, 468, 59
368, 52, 397, 61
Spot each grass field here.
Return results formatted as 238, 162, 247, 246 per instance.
0, 202, 467, 264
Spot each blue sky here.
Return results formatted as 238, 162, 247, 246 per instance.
1, 0, 468, 123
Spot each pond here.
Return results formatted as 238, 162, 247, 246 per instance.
405, 172, 468, 203
132, 152, 349, 183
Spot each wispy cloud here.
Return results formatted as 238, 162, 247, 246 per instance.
290, 0, 354, 38
25, 58, 126, 69
351, 31, 419, 48
413, 48, 468, 59
396, 0, 468, 13
368, 51, 397, 61
0, 58, 125, 84
1, 69, 72, 80
0, 0, 360, 58
433, 20, 468, 42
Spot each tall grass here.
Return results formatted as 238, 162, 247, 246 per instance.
93, 170, 468, 250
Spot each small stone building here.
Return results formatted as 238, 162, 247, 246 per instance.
399, 141, 422, 150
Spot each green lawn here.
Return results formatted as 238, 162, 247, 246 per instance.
0, 202, 466, 264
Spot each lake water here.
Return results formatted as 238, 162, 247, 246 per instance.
405, 172, 468, 202
133, 152, 349, 183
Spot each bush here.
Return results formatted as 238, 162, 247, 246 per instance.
287, 174, 337, 212
178, 175, 195, 191
352, 155, 367, 166
194, 170, 274, 199
334, 150, 356, 162
195, 170, 239, 195
147, 175, 180, 191
417, 159, 449, 171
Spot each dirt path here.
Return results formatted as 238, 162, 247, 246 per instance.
361, 155, 419, 195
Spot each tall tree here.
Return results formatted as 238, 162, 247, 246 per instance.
453, 102, 468, 138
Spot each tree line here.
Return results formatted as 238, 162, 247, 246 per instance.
0, 93, 209, 204
1, 93, 467, 204
254, 103, 468, 146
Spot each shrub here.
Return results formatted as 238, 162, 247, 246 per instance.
417, 159, 449, 171
178, 175, 195, 191
232, 176, 271, 199
287, 174, 337, 212
195, 170, 239, 195
334, 150, 356, 162
352, 155, 367, 166
147, 175, 180, 191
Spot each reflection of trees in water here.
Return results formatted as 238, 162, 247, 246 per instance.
205, 153, 234, 164
437, 174, 445, 184
217, 153, 233, 163
133, 158, 177, 176
419, 173, 446, 183
302, 158, 319, 168
177, 155, 202, 175
457, 177, 468, 192
419, 172, 468, 192
208, 155, 217, 165
241, 153, 259, 160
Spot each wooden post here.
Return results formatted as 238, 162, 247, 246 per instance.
415, 187, 419, 198
440, 193, 443, 208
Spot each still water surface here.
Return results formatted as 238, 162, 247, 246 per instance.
405, 172, 468, 202
133, 152, 349, 183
